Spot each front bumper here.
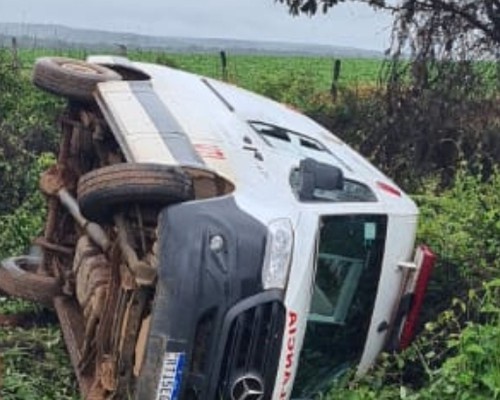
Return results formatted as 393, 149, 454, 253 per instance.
136, 197, 285, 400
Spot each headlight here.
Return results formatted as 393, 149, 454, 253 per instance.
262, 219, 294, 290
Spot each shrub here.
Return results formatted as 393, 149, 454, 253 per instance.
0, 49, 62, 215
0, 153, 55, 258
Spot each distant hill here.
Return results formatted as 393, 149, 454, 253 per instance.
0, 22, 382, 58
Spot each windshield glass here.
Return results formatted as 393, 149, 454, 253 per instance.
292, 214, 387, 398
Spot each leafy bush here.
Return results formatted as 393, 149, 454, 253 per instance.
0, 151, 76, 400
416, 171, 500, 300
0, 49, 62, 215
0, 153, 54, 259
417, 320, 500, 399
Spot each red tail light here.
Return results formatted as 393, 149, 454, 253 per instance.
377, 181, 402, 197
399, 245, 437, 349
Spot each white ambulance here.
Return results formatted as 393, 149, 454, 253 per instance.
0, 56, 435, 400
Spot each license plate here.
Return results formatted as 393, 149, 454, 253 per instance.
155, 352, 185, 400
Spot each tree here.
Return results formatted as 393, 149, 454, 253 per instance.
277, 1, 500, 187
277, 0, 382, 15
277, 1, 500, 59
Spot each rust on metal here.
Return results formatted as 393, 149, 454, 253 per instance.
34, 237, 74, 256
6, 100, 162, 400
54, 296, 95, 397
39, 165, 65, 196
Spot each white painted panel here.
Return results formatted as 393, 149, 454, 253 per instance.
96, 81, 176, 165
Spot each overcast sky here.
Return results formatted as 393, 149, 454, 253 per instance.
0, 0, 393, 50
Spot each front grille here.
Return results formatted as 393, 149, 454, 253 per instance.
217, 300, 286, 399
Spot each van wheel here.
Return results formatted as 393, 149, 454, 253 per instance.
77, 163, 194, 223
33, 57, 122, 102
0, 257, 62, 306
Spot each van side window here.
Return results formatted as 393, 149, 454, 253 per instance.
249, 121, 328, 153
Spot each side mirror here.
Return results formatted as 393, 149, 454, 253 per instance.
294, 158, 344, 201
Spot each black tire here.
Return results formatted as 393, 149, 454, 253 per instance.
0, 257, 61, 306
77, 163, 194, 222
32, 57, 122, 102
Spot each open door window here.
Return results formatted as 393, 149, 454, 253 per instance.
293, 214, 387, 397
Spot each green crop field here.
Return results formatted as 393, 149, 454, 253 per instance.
18, 48, 384, 92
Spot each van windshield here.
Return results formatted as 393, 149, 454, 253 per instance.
292, 214, 387, 397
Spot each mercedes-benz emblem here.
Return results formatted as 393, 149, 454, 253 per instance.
230, 374, 265, 400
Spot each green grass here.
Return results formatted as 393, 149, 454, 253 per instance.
17, 48, 384, 91
0, 299, 80, 400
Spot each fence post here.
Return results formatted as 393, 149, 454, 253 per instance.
331, 59, 342, 101
11, 37, 20, 71
117, 44, 128, 57
220, 50, 228, 82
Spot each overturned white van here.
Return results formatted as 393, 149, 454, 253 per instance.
0, 55, 435, 400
